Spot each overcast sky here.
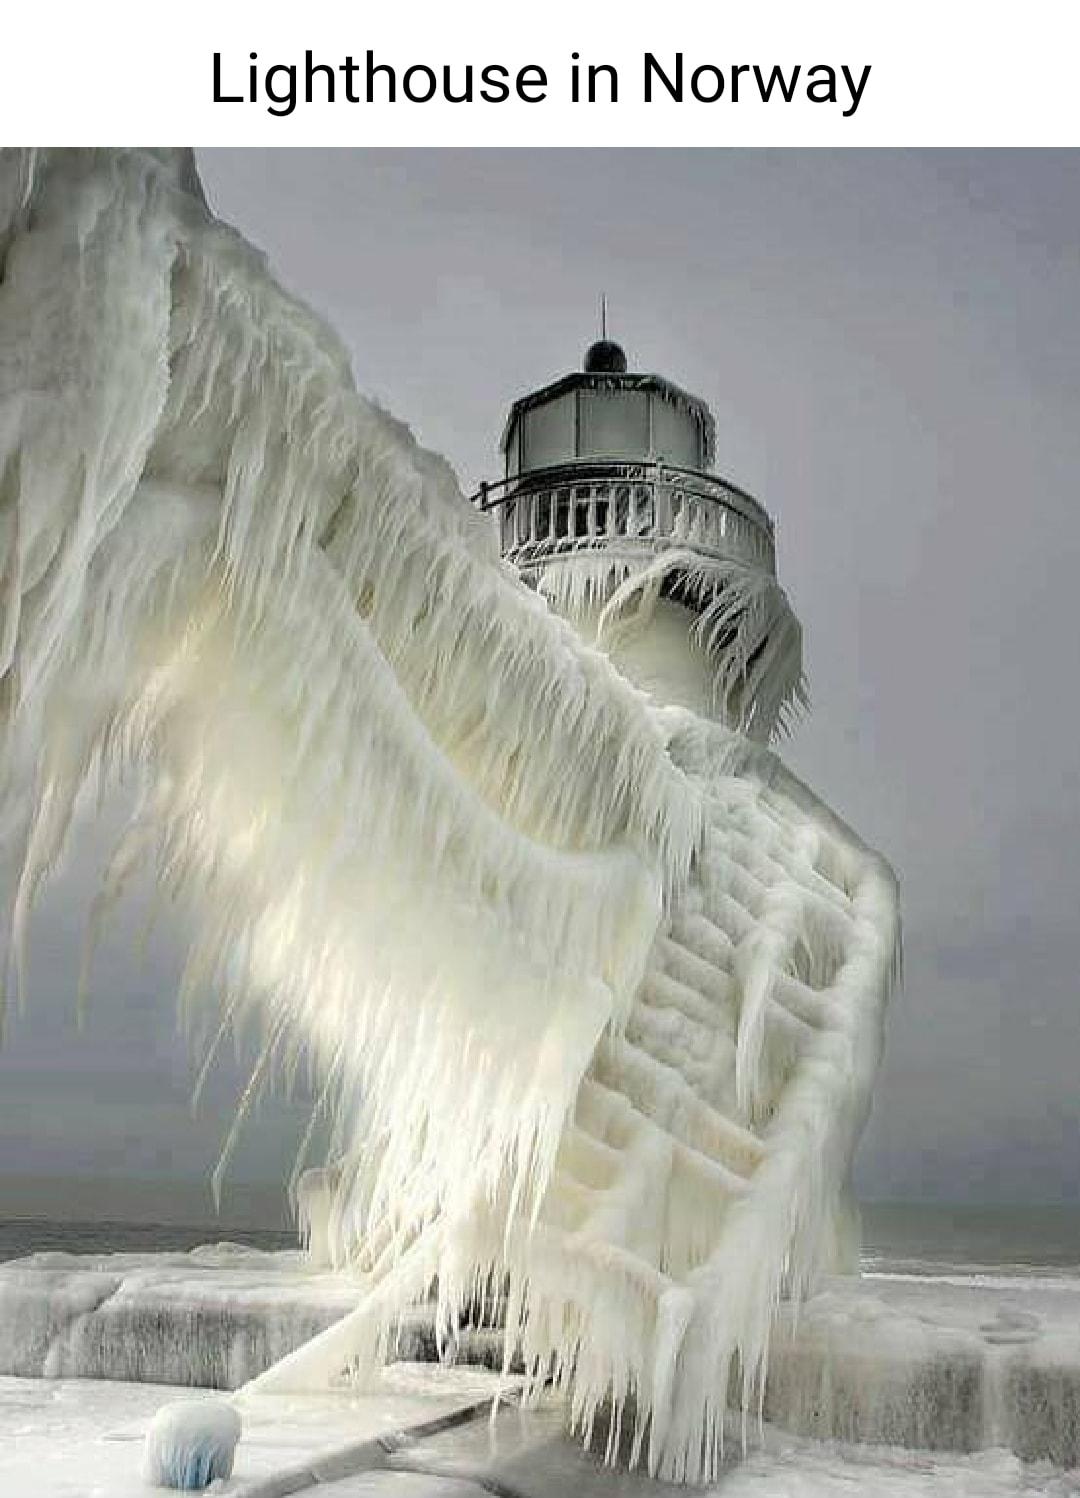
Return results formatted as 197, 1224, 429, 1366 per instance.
2, 149, 1078, 1223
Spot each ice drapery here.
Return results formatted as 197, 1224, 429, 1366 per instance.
0, 148, 898, 1484
536, 549, 807, 741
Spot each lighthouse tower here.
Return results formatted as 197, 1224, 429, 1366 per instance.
477, 337, 804, 740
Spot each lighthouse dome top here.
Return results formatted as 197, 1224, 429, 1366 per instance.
499, 350, 717, 479
584, 338, 628, 374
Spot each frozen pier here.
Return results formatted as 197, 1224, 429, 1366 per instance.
0, 1248, 1078, 1472
765, 1274, 1080, 1467
0, 1245, 501, 1390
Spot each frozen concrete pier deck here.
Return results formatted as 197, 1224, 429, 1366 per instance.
767, 1273, 1080, 1466
0, 1247, 1077, 1473
0, 1244, 503, 1389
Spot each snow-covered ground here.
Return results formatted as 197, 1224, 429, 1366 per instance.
0, 1363, 512, 1498
362, 1400, 1080, 1498
3, 1375, 1078, 1498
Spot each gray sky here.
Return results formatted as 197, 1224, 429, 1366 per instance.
2, 149, 1078, 1221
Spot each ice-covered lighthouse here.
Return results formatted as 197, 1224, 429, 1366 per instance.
476, 332, 805, 738
0, 152, 899, 1486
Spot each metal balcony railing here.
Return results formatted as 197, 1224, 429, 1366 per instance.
470, 460, 776, 577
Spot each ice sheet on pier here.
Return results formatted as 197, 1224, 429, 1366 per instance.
0, 148, 899, 1483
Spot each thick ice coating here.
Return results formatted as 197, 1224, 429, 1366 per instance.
0, 148, 899, 1484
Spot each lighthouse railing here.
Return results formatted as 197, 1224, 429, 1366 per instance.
469, 459, 776, 575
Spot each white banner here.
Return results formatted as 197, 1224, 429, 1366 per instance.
3, 0, 1078, 147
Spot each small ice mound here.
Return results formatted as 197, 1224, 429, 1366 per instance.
143, 1398, 241, 1490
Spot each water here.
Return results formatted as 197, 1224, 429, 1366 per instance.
0, 1217, 296, 1262
3, 1200, 1077, 1277
859, 1200, 1080, 1279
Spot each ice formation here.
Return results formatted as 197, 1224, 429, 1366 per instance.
0, 148, 899, 1484
143, 1396, 241, 1489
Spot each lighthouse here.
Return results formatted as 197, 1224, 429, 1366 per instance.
476, 336, 804, 739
